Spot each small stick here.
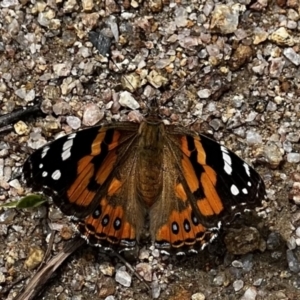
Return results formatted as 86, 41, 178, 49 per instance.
0, 105, 40, 128
13, 237, 85, 300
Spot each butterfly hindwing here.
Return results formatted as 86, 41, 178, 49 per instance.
76, 175, 146, 249
148, 142, 216, 251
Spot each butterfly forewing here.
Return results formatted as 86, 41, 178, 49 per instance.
23, 123, 139, 218
165, 127, 265, 226
199, 134, 265, 206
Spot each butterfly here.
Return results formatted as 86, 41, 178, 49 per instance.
23, 110, 266, 255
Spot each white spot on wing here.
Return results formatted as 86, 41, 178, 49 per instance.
247, 181, 252, 187
242, 188, 248, 194
221, 146, 232, 175
221, 146, 228, 153
184, 222, 190, 231
63, 139, 73, 151
222, 152, 232, 166
230, 184, 239, 196
68, 133, 76, 139
243, 162, 251, 177
224, 163, 232, 175
42, 171, 48, 177
39, 163, 43, 169
201, 243, 208, 250
41, 146, 50, 159
172, 223, 178, 232
161, 250, 171, 256
52, 170, 61, 180
115, 219, 121, 227
61, 139, 73, 161
93, 209, 100, 217
188, 249, 198, 254
62, 149, 71, 161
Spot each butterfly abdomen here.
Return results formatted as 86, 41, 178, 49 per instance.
136, 121, 165, 207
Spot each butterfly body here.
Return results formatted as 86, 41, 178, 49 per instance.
136, 120, 165, 208
23, 115, 266, 254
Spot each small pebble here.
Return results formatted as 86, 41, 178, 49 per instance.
197, 89, 211, 99
14, 121, 30, 135
241, 287, 257, 300
295, 228, 300, 238
286, 132, 300, 143
136, 263, 152, 282
52, 101, 71, 115
66, 116, 81, 130
151, 281, 161, 299
82, 104, 104, 126
213, 273, 226, 286
82, 0, 94, 11
232, 260, 243, 268
287, 153, 300, 163
269, 27, 295, 46
24, 247, 45, 270
0, 209, 17, 224
191, 292, 206, 300
253, 278, 263, 286
210, 4, 240, 34
286, 249, 300, 273
118, 91, 140, 110
99, 262, 115, 277
233, 279, 244, 292
283, 47, 300, 66
266, 232, 281, 250
246, 130, 262, 145
287, 236, 297, 250
115, 269, 132, 287
263, 142, 283, 168
139, 248, 150, 260
53, 62, 72, 77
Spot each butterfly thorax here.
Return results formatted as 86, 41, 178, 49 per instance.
136, 121, 165, 208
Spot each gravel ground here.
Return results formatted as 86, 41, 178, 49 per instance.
1, 0, 300, 299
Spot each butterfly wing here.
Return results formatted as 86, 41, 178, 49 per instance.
168, 126, 265, 224
75, 143, 147, 249
23, 123, 147, 249
150, 125, 265, 252
148, 141, 218, 253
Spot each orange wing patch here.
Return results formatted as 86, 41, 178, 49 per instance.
181, 136, 206, 165
67, 156, 95, 206
95, 149, 118, 185
180, 136, 224, 217
194, 138, 206, 165
79, 197, 136, 246
181, 155, 199, 193
175, 183, 188, 202
108, 178, 123, 196
197, 166, 224, 216
91, 129, 121, 155
91, 131, 106, 156
155, 206, 208, 249
67, 131, 120, 207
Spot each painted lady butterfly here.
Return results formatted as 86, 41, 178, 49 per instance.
23, 110, 266, 255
